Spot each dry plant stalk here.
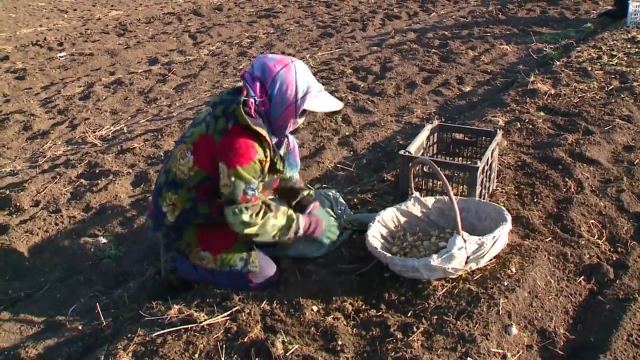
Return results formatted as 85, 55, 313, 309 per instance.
95, 303, 106, 326
285, 345, 300, 356
388, 228, 454, 258
151, 306, 239, 337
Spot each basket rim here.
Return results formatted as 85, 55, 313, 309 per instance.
365, 194, 513, 252
364, 194, 512, 280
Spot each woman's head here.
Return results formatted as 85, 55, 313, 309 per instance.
240, 54, 344, 138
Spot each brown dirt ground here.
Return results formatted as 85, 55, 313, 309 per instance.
1, 1, 639, 359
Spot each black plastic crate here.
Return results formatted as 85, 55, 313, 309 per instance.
398, 122, 502, 200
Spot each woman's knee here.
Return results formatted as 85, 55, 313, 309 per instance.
174, 252, 279, 291
247, 250, 279, 289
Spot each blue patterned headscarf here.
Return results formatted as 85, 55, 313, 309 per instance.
240, 54, 326, 180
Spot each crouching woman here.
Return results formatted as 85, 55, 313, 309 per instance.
146, 54, 345, 290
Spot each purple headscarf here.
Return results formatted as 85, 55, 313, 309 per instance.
240, 54, 326, 180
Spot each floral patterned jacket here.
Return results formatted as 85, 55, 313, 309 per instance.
146, 87, 304, 272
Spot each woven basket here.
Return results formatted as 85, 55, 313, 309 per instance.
365, 156, 512, 280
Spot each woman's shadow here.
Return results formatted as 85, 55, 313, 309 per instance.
0, 199, 190, 359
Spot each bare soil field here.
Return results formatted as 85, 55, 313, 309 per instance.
1, 1, 639, 359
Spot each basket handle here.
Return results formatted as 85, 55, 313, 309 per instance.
408, 156, 464, 237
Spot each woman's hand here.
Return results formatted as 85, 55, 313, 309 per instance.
298, 204, 340, 244
273, 177, 314, 213
274, 179, 340, 243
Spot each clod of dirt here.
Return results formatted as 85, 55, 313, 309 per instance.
12, 72, 26, 81
0, 194, 13, 211
0, 52, 8, 62
0, 82, 8, 97
582, 261, 615, 286
147, 56, 160, 67
0, 223, 9, 236
191, 8, 205, 17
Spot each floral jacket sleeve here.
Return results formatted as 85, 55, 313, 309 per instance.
218, 125, 303, 243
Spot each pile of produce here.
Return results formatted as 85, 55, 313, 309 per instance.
388, 228, 454, 258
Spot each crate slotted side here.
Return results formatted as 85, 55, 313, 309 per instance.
628, 0, 640, 28
399, 123, 501, 200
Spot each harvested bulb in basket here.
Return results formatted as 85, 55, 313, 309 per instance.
389, 229, 453, 258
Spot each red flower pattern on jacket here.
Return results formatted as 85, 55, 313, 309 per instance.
192, 134, 218, 174
195, 225, 238, 256
218, 125, 259, 170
